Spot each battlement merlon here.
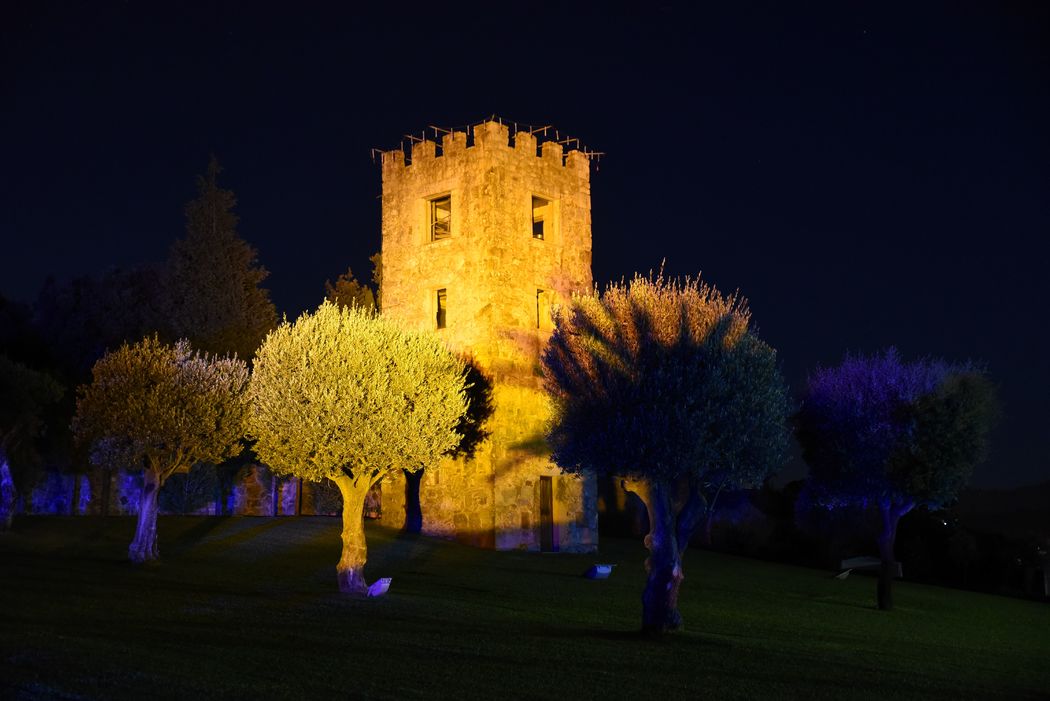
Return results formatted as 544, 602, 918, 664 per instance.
513, 130, 536, 156
411, 139, 436, 163
540, 140, 562, 164
565, 149, 589, 178
474, 120, 509, 150
442, 130, 468, 156
380, 148, 404, 178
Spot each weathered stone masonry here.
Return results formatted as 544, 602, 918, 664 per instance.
378, 120, 598, 552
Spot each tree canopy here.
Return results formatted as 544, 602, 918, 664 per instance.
0, 355, 63, 529
795, 348, 998, 609
73, 337, 249, 561
544, 273, 789, 485
247, 301, 467, 593
164, 157, 277, 360
796, 349, 997, 510
324, 266, 377, 312
543, 272, 790, 632
32, 268, 166, 382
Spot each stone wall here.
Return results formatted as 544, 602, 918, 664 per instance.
378, 120, 597, 551
22, 465, 382, 519
25, 471, 92, 515
227, 465, 274, 515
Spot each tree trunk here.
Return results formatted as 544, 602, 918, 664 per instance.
71, 474, 81, 516
270, 473, 278, 516
876, 500, 912, 610
403, 468, 423, 534
699, 511, 714, 547
624, 478, 684, 633
129, 467, 162, 563
332, 474, 372, 595
221, 478, 231, 516
677, 478, 708, 554
101, 467, 112, 516
0, 457, 16, 532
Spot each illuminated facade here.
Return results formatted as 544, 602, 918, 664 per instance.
378, 120, 598, 551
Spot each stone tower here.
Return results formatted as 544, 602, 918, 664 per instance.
378, 120, 598, 552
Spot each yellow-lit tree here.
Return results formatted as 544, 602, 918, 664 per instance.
73, 337, 249, 562
247, 301, 467, 595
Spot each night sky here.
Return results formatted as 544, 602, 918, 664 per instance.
4, 2, 1048, 488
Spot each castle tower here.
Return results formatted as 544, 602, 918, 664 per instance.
378, 120, 598, 552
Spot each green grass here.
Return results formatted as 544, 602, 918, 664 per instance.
2, 517, 1048, 700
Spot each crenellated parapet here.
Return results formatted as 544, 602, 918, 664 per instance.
380, 119, 596, 187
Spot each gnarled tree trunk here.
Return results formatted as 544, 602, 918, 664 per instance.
129, 466, 162, 562
625, 478, 685, 633
332, 473, 372, 595
676, 477, 708, 555
876, 500, 914, 610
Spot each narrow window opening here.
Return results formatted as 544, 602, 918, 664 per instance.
532, 196, 549, 240
430, 195, 451, 241
436, 288, 447, 329
536, 289, 545, 328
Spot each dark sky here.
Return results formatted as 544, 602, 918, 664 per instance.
3, 2, 1049, 488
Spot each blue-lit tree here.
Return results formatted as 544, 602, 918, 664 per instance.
543, 273, 791, 633
795, 349, 998, 610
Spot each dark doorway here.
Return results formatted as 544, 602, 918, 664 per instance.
539, 476, 555, 551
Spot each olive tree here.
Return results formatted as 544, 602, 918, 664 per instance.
247, 301, 467, 595
795, 349, 997, 609
543, 273, 790, 633
73, 337, 249, 562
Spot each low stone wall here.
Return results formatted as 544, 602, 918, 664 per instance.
23, 466, 383, 519
26, 472, 92, 515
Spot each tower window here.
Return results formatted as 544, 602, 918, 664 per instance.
430, 195, 451, 241
532, 196, 549, 240
536, 289, 546, 328
436, 288, 447, 329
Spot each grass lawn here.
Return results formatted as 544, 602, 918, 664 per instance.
1, 516, 1048, 700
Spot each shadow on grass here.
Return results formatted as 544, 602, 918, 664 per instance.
167, 516, 232, 554
370, 529, 480, 572
526, 623, 736, 647
173, 517, 293, 559
801, 595, 876, 612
